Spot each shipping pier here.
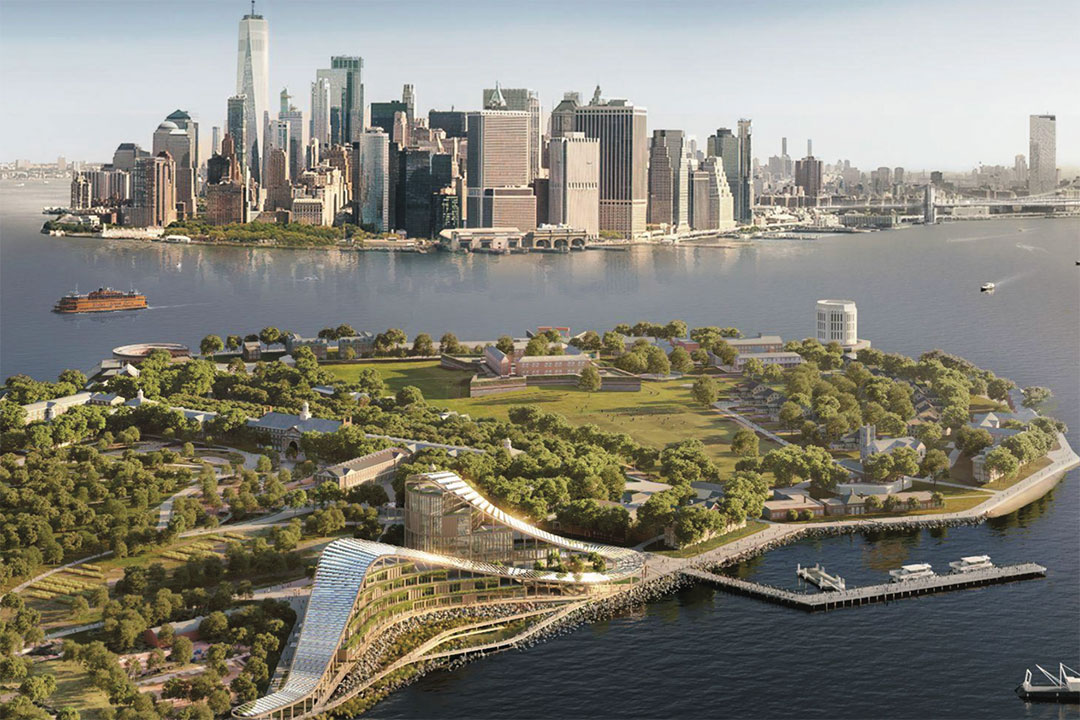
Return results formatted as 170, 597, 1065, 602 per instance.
683, 562, 1046, 612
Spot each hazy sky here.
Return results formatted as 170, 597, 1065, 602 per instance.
1, 0, 1076, 170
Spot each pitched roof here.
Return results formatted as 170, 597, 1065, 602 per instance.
246, 411, 342, 434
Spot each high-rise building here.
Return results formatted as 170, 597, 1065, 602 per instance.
647, 129, 688, 230
688, 156, 734, 231
795, 156, 823, 199
236, 6, 269, 181
1028, 114, 1056, 193
371, 101, 408, 135
572, 88, 648, 236
893, 167, 905, 186
211, 126, 221, 156
112, 142, 148, 172
707, 122, 753, 224
550, 92, 580, 139
1013, 154, 1028, 185
402, 84, 415, 123
310, 78, 331, 148
466, 110, 532, 230
355, 132, 389, 232
265, 148, 291, 211
330, 56, 364, 143
278, 88, 307, 178
71, 174, 92, 209
548, 132, 600, 237
428, 110, 467, 139
482, 86, 541, 182
129, 152, 177, 227
227, 95, 248, 179
152, 113, 197, 219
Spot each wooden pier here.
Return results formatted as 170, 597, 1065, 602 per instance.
683, 562, 1046, 612
796, 563, 846, 591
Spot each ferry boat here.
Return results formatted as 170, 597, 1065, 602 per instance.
53, 287, 147, 314
888, 563, 935, 582
1015, 663, 1080, 703
981, 282, 996, 292
949, 555, 993, 573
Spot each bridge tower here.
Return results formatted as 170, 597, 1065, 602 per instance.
923, 184, 936, 224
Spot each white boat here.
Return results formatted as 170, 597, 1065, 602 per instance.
1016, 663, 1080, 703
949, 555, 993, 573
981, 282, 996, 292
889, 563, 935, 582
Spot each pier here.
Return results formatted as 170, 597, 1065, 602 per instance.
683, 562, 1046, 612
796, 563, 846, 591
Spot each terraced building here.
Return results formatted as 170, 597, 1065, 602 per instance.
234, 471, 643, 719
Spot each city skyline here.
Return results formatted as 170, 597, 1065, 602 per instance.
1, 0, 1076, 171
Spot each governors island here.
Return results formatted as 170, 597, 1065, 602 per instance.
0, 300, 1075, 720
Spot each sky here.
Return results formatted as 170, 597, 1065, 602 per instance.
1, 0, 1077, 171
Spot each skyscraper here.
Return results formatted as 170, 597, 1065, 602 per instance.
236, 6, 269, 181
310, 78, 331, 149
483, 86, 541, 181
573, 89, 648, 237
330, 56, 364, 143
402, 84, 415, 123
548, 132, 600, 237
355, 132, 389, 232
1028, 114, 1056, 193
279, 88, 307, 178
226, 95, 248, 178
707, 122, 752, 224
795, 155, 823, 199
370, 101, 408, 135
152, 113, 197, 219
466, 110, 534, 230
550, 92, 580, 139
647, 130, 688, 231
211, 126, 221, 156
129, 152, 177, 228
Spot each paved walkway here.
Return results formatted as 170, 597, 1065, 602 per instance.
3, 550, 113, 599
156, 484, 201, 531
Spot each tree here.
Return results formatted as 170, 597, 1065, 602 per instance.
56, 707, 80, 720
862, 452, 894, 483
439, 332, 462, 354
889, 447, 922, 479
914, 422, 944, 449
955, 425, 994, 457
495, 336, 515, 354
986, 377, 1015, 401
983, 446, 1019, 481
259, 327, 282, 347
171, 635, 194, 663
691, 376, 718, 406
1021, 386, 1052, 409
668, 347, 693, 373
731, 428, 759, 457
199, 334, 224, 357
411, 333, 434, 356
601, 331, 625, 357
920, 448, 949, 479
524, 336, 549, 356
778, 402, 804, 432
19, 674, 57, 703
396, 385, 424, 407
225, 334, 243, 351
198, 612, 230, 643
578, 365, 602, 392
762, 363, 784, 383
864, 495, 883, 512
742, 357, 764, 378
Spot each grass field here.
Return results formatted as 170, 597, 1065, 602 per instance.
908, 480, 993, 497
983, 455, 1054, 491
326, 363, 776, 476
31, 659, 113, 720
969, 396, 1009, 414
652, 520, 770, 558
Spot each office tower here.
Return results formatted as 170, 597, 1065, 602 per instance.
310, 78, 331, 148
112, 143, 147, 172
548, 132, 600, 237
152, 113, 196, 219
483, 86, 541, 181
795, 155, 823, 198
236, 5, 269, 180
211, 126, 221, 156
647, 129, 688, 230
930, 170, 943, 186
572, 89, 648, 236
71, 174, 92, 209
893, 167, 904, 185
466, 110, 533, 230
428, 110, 467, 138
330, 56, 364, 142
392, 112, 409, 146
1014, 154, 1028, 184
707, 123, 752, 224
265, 148, 290, 211
816, 299, 858, 346
129, 152, 176, 227
687, 156, 734, 231
1028, 114, 1056, 193
402, 84, 415, 123
278, 88, 306, 178
550, 92, 580, 139
432, 189, 461, 235
355, 132, 389, 232
400, 148, 438, 238
227, 95, 248, 179
371, 101, 408, 135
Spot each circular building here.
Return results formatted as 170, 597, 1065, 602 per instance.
112, 342, 191, 362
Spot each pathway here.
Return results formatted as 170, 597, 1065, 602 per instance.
156, 484, 201, 531
3, 550, 113, 599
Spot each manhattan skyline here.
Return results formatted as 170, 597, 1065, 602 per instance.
0, 0, 1076, 171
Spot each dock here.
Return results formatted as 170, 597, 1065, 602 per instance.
683, 562, 1046, 612
796, 563, 846, 591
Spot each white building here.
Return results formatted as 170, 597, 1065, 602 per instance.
236, 8, 269, 179
816, 299, 858, 346
548, 132, 600, 237
1028, 114, 1056, 194
357, 130, 390, 232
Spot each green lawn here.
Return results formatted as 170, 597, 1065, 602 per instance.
652, 520, 769, 558
908, 480, 993, 497
31, 659, 113, 720
983, 455, 1054, 491
327, 360, 473, 400
969, 396, 1008, 414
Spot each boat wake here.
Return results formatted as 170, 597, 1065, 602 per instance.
1015, 242, 1047, 253
947, 232, 1014, 244
146, 302, 215, 310
991, 269, 1036, 289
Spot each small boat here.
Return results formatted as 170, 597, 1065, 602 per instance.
1015, 663, 1080, 703
949, 555, 993, 573
889, 563, 935, 582
981, 282, 996, 292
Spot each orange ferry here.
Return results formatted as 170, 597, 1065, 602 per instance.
53, 287, 148, 314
